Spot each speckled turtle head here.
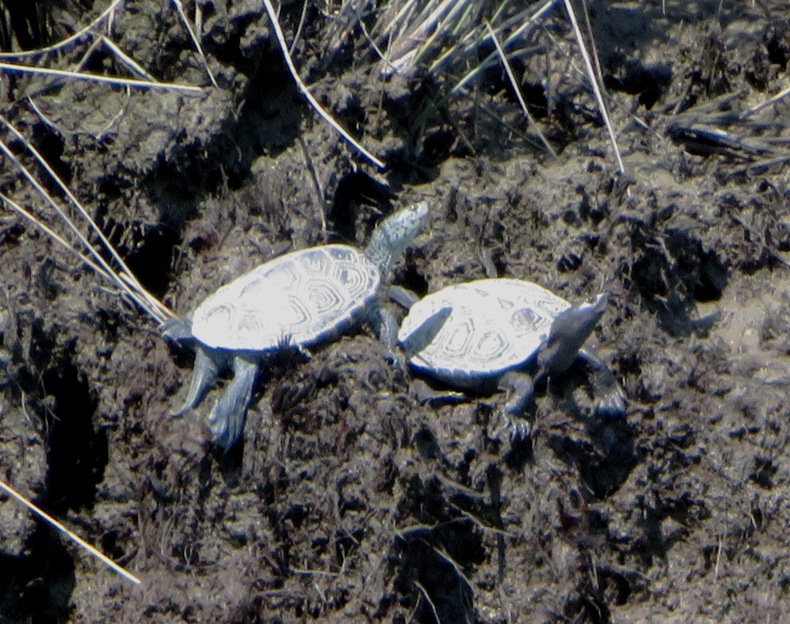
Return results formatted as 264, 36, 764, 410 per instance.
364, 201, 429, 275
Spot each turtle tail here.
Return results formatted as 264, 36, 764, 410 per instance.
161, 317, 193, 341
172, 346, 220, 417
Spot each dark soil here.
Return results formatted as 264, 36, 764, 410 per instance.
1, 1, 789, 622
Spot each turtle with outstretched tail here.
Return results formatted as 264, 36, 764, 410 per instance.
165, 201, 430, 449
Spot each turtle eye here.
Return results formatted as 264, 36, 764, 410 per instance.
408, 201, 429, 220
586, 293, 607, 308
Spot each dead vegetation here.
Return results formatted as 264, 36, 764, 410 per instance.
0, 0, 789, 622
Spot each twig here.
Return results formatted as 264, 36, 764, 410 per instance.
432, 546, 473, 591
714, 534, 723, 580
741, 85, 790, 120
0, 61, 204, 93
297, 136, 328, 236
260, 0, 385, 169
475, 97, 548, 152
449, 1, 554, 95
413, 580, 440, 624
289, 0, 311, 56
0, 0, 124, 59
485, 21, 557, 159
734, 153, 790, 174
170, 0, 218, 87
100, 36, 158, 81
562, 0, 624, 173
0, 478, 141, 585
0, 193, 113, 282
0, 117, 173, 323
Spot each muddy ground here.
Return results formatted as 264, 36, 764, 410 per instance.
1, 0, 789, 622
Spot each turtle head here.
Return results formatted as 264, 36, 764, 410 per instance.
538, 293, 606, 377
365, 201, 429, 275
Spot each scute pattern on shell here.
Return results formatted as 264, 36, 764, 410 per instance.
191, 245, 381, 350
399, 279, 570, 380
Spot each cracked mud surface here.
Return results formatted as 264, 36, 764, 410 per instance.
1, 1, 789, 622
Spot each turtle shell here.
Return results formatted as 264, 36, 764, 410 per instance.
191, 245, 380, 350
398, 278, 570, 387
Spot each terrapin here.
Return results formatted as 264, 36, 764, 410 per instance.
164, 201, 429, 449
397, 278, 626, 441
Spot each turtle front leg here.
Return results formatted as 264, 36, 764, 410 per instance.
578, 349, 626, 417
172, 346, 220, 416
498, 371, 535, 444
388, 285, 421, 310
370, 304, 404, 365
373, 304, 399, 351
208, 356, 259, 450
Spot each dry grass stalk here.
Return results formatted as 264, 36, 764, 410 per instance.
0, 479, 141, 585
562, 0, 624, 173
485, 20, 557, 159
262, 0, 385, 169
0, 0, 216, 89
450, 1, 553, 95
0, 0, 125, 59
170, 0, 217, 87
0, 115, 173, 323
0, 61, 204, 92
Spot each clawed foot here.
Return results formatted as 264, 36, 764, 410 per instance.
507, 415, 532, 447
583, 351, 627, 419
209, 403, 246, 451
593, 385, 627, 418
385, 348, 407, 370
489, 409, 532, 447
496, 371, 535, 446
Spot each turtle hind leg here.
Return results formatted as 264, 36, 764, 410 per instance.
172, 347, 220, 417
208, 356, 258, 450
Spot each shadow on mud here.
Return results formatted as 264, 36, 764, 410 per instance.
548, 417, 637, 499
0, 524, 75, 624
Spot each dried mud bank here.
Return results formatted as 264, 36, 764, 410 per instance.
1, 1, 789, 622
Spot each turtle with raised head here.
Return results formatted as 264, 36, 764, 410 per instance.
396, 278, 626, 441
164, 201, 429, 449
